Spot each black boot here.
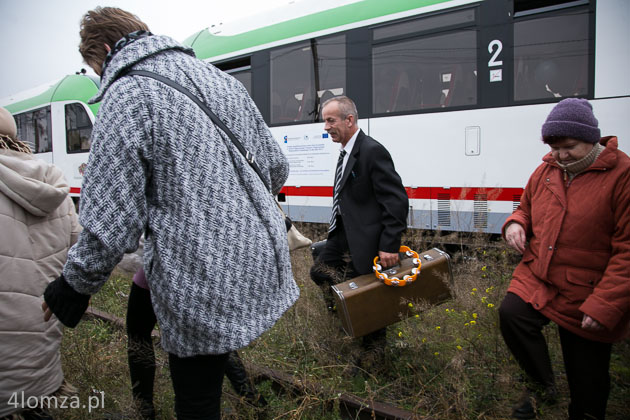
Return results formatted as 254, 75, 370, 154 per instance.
512, 390, 537, 419
225, 351, 268, 408
511, 386, 557, 419
128, 339, 156, 420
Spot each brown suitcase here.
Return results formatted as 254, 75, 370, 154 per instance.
331, 248, 453, 338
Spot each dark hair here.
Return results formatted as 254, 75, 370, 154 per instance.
79, 7, 149, 69
542, 135, 570, 145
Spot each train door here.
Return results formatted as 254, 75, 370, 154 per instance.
51, 101, 94, 196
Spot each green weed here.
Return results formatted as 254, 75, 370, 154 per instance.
47, 228, 629, 419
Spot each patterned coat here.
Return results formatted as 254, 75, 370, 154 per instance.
63, 35, 299, 356
503, 136, 630, 343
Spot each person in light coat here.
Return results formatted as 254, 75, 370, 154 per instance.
42, 7, 299, 420
500, 98, 630, 420
0, 107, 81, 420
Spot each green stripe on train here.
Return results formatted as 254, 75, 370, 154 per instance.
184, 0, 453, 59
5, 75, 100, 116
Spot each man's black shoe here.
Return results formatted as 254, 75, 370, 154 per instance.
511, 386, 558, 419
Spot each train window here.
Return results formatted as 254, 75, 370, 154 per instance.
372, 29, 477, 114
270, 35, 346, 125
513, 6, 590, 101
229, 68, 252, 96
216, 58, 253, 96
14, 106, 52, 153
65, 103, 92, 153
373, 8, 475, 41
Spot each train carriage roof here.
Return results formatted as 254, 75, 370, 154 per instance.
184, 0, 461, 60
4, 74, 100, 115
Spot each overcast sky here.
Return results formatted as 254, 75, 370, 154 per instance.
0, 0, 307, 99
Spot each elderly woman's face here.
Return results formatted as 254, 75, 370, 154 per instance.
549, 137, 595, 165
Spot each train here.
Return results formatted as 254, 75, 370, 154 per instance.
2, 0, 629, 233
1, 74, 100, 197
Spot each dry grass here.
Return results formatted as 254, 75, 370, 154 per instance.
45, 227, 629, 419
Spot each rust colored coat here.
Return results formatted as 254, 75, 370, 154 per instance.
503, 137, 630, 343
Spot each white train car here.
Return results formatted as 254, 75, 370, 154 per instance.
186, 0, 630, 233
1, 74, 100, 198
3, 0, 629, 234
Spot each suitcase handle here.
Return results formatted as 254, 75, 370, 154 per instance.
373, 246, 421, 287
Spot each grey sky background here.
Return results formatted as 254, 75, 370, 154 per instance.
0, 0, 297, 99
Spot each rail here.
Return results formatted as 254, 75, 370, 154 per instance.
84, 307, 424, 420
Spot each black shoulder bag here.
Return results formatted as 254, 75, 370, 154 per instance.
120, 70, 311, 251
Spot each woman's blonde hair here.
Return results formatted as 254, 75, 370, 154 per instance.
0, 134, 32, 154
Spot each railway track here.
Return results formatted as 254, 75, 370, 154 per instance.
85, 307, 423, 420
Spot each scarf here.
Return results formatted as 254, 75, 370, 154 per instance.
101, 30, 154, 76
556, 142, 604, 181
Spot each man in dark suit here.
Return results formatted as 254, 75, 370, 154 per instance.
310, 96, 408, 366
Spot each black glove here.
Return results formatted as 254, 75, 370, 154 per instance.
44, 275, 90, 328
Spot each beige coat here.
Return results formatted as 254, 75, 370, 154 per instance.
0, 149, 81, 416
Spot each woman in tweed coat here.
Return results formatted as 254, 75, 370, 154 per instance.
42, 7, 299, 419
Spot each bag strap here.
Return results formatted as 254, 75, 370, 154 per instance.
120, 69, 272, 193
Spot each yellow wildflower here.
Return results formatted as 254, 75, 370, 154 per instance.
488, 303, 495, 308
408, 302, 414, 308
456, 345, 463, 351
435, 326, 441, 331
472, 313, 478, 319
470, 320, 477, 325
398, 331, 403, 338
481, 266, 487, 271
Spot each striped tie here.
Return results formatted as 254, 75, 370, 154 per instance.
328, 150, 347, 233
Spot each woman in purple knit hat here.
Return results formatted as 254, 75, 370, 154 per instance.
499, 98, 630, 419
